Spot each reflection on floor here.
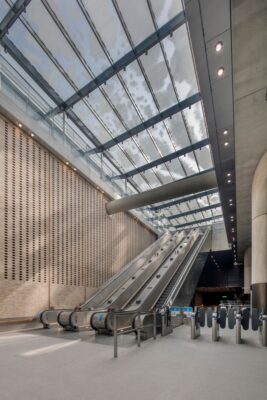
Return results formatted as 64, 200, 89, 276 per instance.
0, 324, 266, 400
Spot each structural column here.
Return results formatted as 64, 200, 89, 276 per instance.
252, 151, 267, 309
244, 247, 251, 295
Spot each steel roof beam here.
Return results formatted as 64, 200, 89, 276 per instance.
111, 138, 209, 179
0, 0, 31, 40
0, 37, 144, 192
45, 11, 186, 117
166, 214, 223, 229
148, 202, 221, 221
148, 188, 219, 212
86, 92, 201, 155
1, 37, 99, 146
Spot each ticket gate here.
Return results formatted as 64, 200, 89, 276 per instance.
190, 307, 267, 346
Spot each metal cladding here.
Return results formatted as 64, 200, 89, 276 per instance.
106, 168, 217, 215
244, 247, 252, 295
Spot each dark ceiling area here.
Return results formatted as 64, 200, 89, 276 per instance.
197, 250, 243, 289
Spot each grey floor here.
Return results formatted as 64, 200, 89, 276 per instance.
0, 323, 266, 400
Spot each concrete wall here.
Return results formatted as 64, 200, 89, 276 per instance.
0, 115, 156, 319
232, 0, 267, 256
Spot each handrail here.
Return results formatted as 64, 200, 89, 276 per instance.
163, 227, 211, 309
110, 309, 157, 358
82, 233, 170, 309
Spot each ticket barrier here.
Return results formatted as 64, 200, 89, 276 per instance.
190, 308, 202, 339
190, 307, 267, 346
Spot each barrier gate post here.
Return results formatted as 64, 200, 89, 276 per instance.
137, 313, 141, 348
235, 312, 242, 344
113, 313, 118, 358
212, 312, 219, 342
260, 315, 267, 346
153, 312, 157, 339
190, 312, 200, 339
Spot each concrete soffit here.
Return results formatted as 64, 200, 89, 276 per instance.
185, 0, 236, 259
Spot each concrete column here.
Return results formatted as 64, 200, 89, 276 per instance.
244, 247, 251, 294
252, 151, 267, 309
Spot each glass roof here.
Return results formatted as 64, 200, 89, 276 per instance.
0, 0, 222, 232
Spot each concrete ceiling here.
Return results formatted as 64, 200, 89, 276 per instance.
232, 0, 267, 258
186, 0, 267, 260
185, 0, 235, 254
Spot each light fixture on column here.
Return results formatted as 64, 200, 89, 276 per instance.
217, 67, 224, 76
215, 41, 223, 52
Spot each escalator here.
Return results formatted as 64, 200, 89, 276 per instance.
90, 228, 211, 334
40, 231, 184, 329
41, 227, 211, 334
154, 228, 211, 309
58, 231, 185, 330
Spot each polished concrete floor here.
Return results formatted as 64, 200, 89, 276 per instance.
0, 323, 266, 400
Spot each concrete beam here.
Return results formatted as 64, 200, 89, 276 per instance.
106, 169, 217, 215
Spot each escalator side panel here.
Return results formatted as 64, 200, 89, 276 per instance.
173, 230, 211, 307
82, 233, 170, 310
126, 229, 200, 312
102, 232, 185, 310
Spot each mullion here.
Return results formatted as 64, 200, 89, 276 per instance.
77, 0, 177, 188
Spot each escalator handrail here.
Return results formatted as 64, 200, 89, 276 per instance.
82, 232, 170, 308
160, 227, 211, 308
125, 230, 197, 312
106, 231, 186, 311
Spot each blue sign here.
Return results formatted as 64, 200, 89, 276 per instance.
170, 306, 180, 316
183, 307, 193, 314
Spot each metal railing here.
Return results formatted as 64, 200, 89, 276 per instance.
111, 310, 157, 358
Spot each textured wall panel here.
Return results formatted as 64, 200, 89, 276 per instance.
0, 115, 156, 318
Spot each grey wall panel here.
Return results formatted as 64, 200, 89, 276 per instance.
0, 115, 156, 318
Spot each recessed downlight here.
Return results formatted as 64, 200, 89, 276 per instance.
215, 41, 223, 52
224, 141, 229, 147
217, 67, 224, 76
65, 161, 69, 165
227, 173, 231, 177
223, 129, 228, 135
227, 179, 231, 184
18, 123, 22, 128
